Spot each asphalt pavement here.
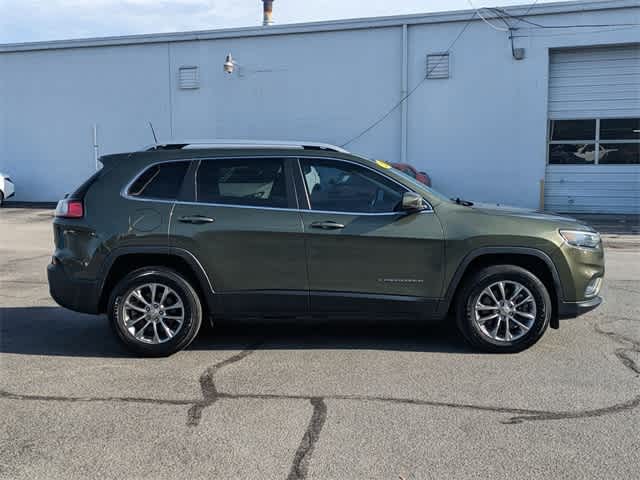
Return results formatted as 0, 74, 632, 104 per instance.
1, 207, 638, 479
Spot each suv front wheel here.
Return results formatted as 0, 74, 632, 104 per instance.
108, 267, 203, 357
455, 265, 551, 353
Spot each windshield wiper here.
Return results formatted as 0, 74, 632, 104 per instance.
452, 197, 474, 207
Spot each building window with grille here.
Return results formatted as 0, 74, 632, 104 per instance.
548, 118, 639, 165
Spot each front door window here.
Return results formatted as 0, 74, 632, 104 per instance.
299, 158, 405, 214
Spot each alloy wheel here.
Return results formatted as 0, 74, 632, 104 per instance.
121, 283, 185, 344
473, 280, 537, 342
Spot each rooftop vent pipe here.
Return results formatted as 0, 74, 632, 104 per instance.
262, 0, 274, 26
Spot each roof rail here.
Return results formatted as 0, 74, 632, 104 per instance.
143, 139, 350, 154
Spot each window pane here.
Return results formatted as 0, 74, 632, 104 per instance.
598, 143, 640, 164
548, 144, 597, 165
300, 158, 405, 213
128, 161, 189, 199
403, 166, 417, 178
550, 120, 596, 141
600, 118, 640, 140
196, 158, 288, 207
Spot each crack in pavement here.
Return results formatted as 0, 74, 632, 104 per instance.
4, 387, 638, 425
496, 315, 640, 425
0, 390, 196, 406
186, 342, 262, 427
218, 391, 640, 425
286, 398, 327, 480
5, 388, 632, 420
504, 394, 640, 424
594, 316, 640, 376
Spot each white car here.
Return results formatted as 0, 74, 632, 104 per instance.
0, 172, 15, 206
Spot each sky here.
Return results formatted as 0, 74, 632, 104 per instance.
0, 0, 564, 44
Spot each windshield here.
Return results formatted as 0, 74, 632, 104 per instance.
353, 154, 453, 204
389, 166, 451, 203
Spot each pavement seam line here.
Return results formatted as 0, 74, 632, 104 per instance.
3, 388, 638, 424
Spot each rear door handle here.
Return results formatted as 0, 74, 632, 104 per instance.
310, 221, 345, 230
178, 215, 215, 225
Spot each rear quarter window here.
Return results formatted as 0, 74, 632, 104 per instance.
128, 161, 190, 200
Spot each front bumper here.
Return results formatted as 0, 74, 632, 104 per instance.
558, 296, 603, 319
47, 262, 100, 314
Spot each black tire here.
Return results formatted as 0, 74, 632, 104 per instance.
455, 265, 551, 353
0, 191, 4, 207
108, 267, 202, 357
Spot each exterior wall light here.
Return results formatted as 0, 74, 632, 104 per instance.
223, 53, 237, 74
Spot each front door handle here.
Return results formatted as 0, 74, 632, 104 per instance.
310, 221, 345, 230
178, 215, 215, 225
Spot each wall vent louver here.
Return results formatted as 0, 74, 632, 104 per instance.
178, 66, 200, 89
426, 53, 449, 79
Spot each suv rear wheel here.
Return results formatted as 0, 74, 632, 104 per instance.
455, 265, 551, 353
108, 267, 202, 357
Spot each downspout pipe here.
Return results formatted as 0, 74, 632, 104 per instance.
400, 24, 408, 164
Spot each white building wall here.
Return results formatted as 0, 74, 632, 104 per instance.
1, 44, 172, 201
168, 27, 402, 161
405, 7, 639, 208
0, 1, 638, 206
406, 19, 551, 208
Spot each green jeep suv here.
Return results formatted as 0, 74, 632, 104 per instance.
47, 141, 604, 356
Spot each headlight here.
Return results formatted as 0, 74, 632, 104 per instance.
559, 229, 601, 249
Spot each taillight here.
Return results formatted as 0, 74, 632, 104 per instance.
55, 199, 84, 218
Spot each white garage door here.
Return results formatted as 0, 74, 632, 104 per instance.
545, 45, 639, 214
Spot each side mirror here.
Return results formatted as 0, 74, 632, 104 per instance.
401, 192, 426, 212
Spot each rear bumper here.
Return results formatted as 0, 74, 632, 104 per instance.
558, 296, 603, 319
47, 262, 100, 314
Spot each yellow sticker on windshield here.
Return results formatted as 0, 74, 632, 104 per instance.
376, 160, 392, 169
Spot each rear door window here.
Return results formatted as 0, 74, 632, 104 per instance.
128, 161, 190, 200
195, 158, 289, 208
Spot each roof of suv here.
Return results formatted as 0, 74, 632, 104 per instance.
143, 139, 350, 154
100, 140, 361, 165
